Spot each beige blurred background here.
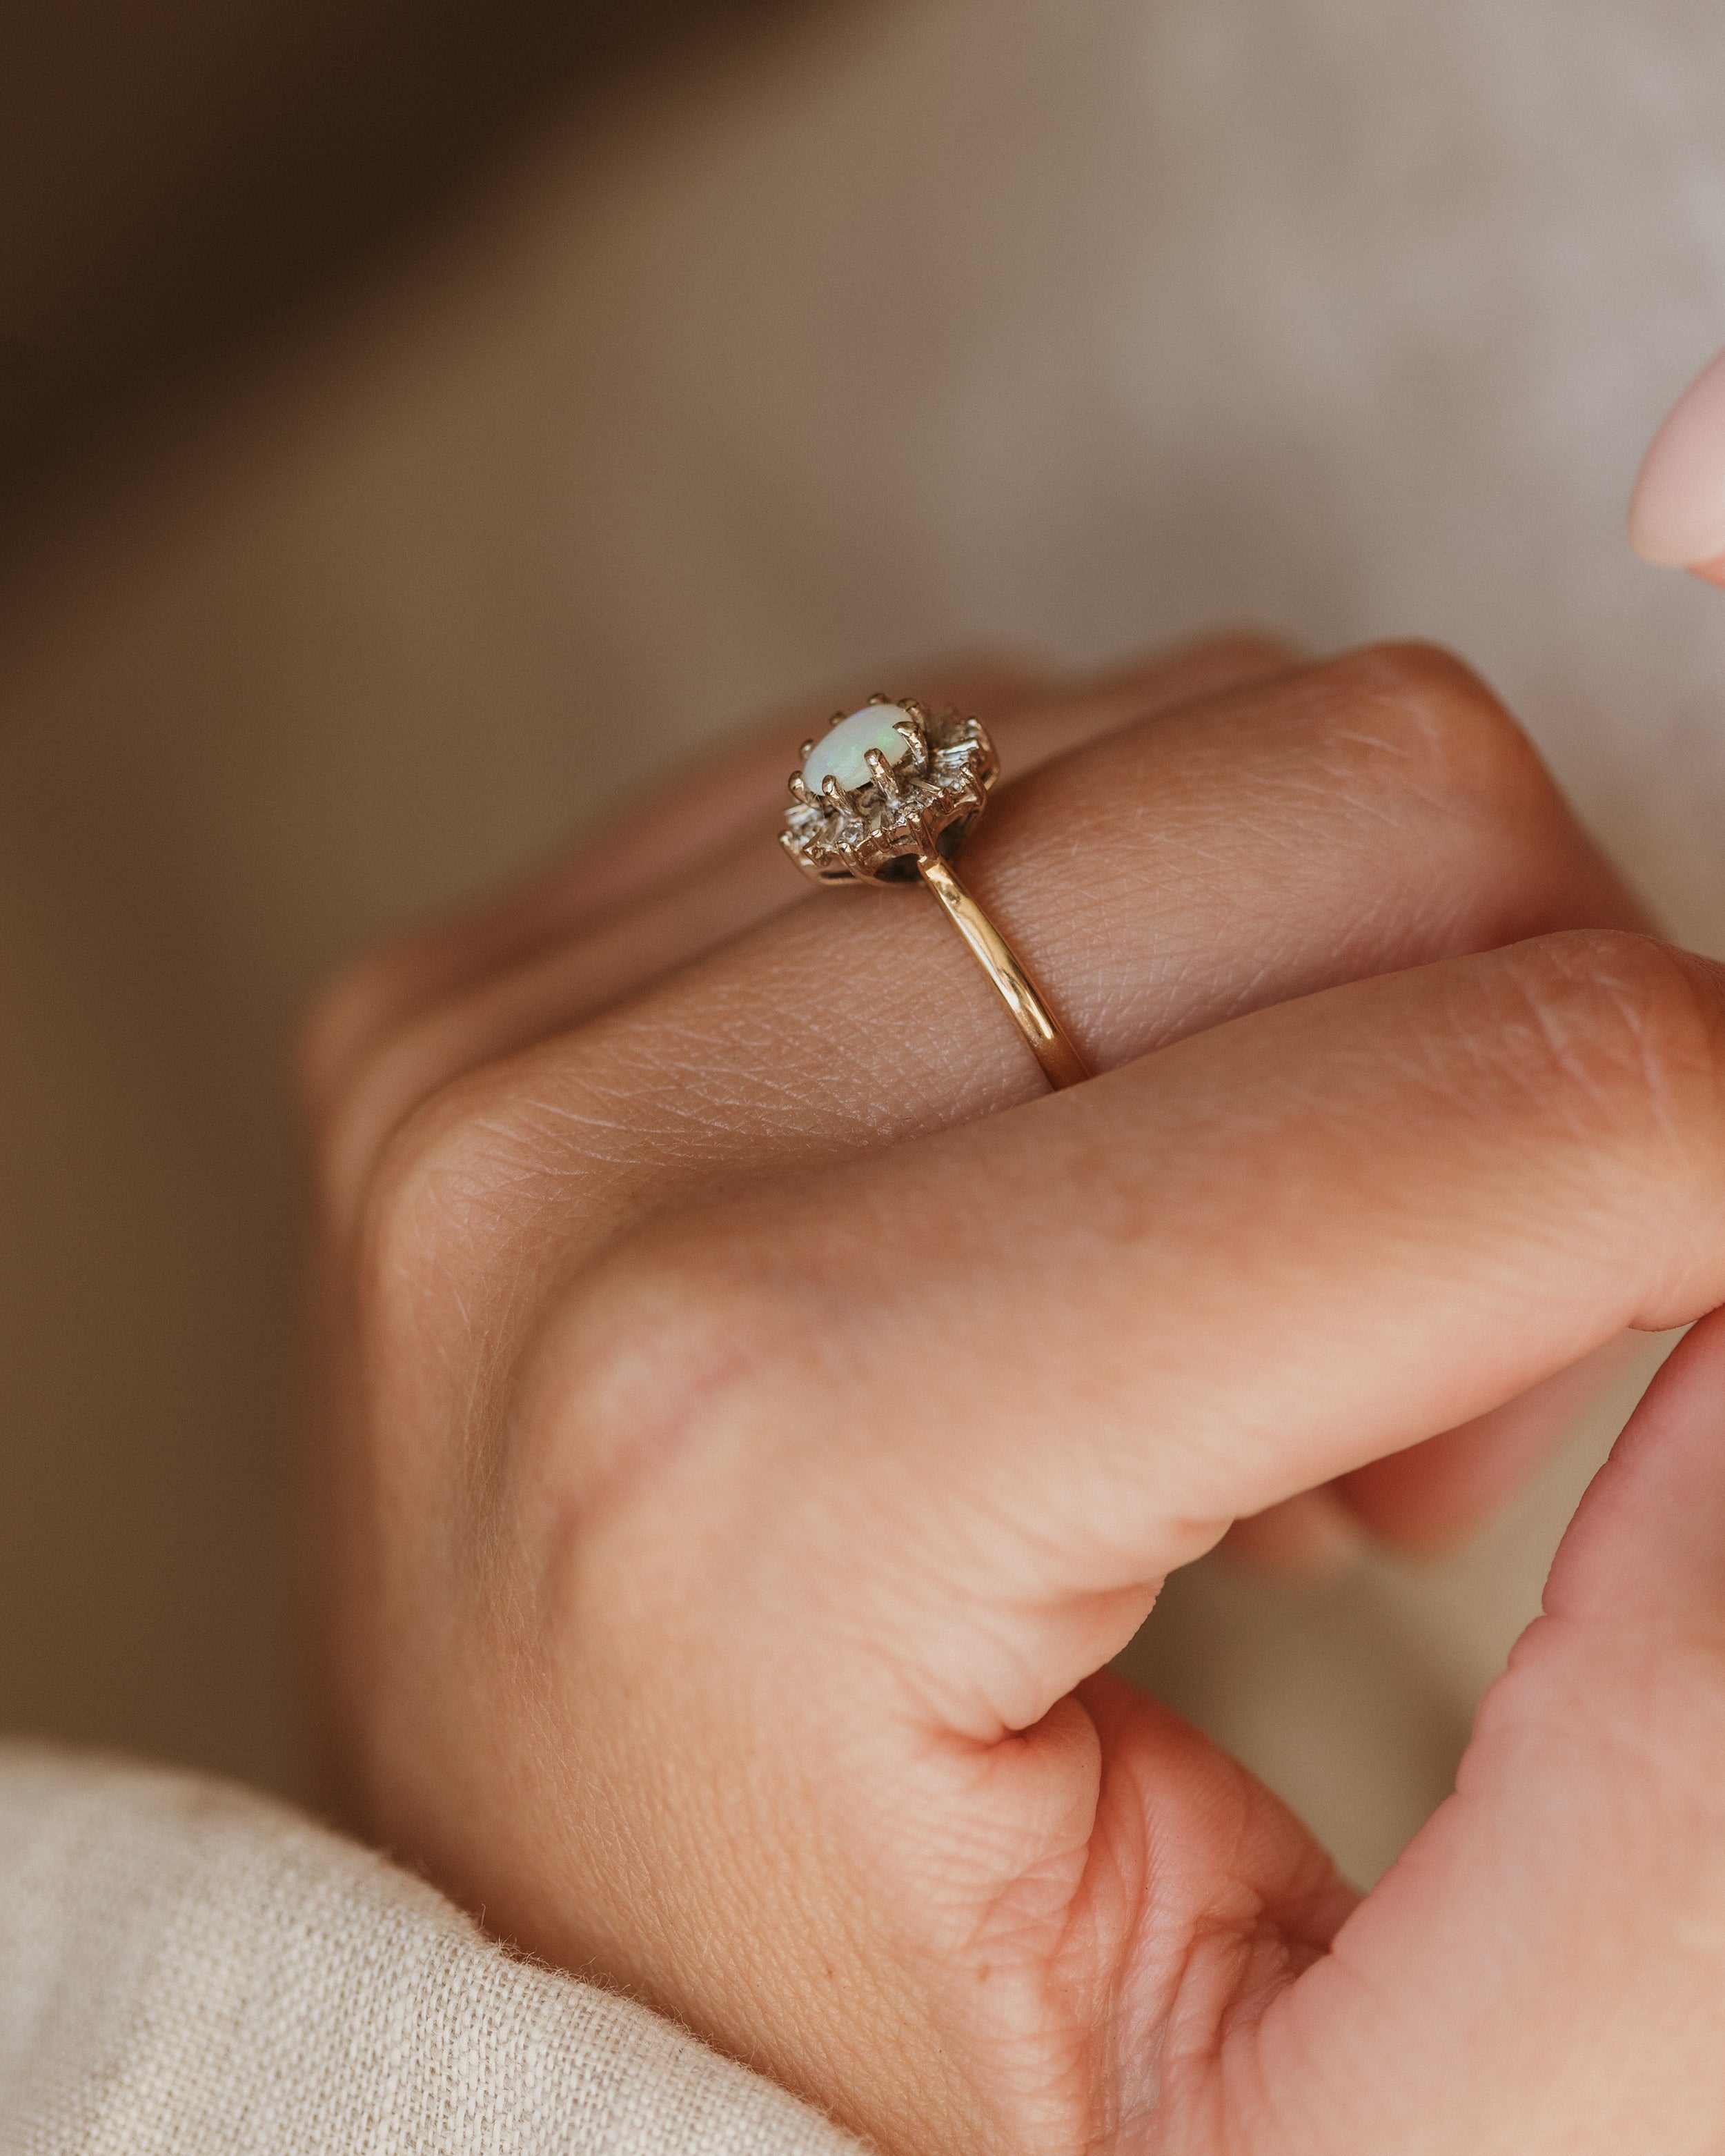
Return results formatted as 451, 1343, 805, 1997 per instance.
3, 0, 1723, 1885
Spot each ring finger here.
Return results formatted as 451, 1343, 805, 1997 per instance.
417, 639, 1650, 1254
310, 635, 1301, 1207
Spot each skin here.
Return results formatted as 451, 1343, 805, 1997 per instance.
1632, 344, 1725, 586
302, 640, 1725, 2154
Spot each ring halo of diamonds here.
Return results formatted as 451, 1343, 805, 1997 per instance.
780, 694, 1000, 884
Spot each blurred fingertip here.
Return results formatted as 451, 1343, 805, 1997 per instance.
1629, 347, 1725, 571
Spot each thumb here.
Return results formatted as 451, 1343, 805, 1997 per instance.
1630, 346, 1725, 585
1256, 1312, 1725, 2155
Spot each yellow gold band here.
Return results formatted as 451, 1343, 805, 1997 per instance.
781, 695, 1090, 1091
916, 853, 1090, 1091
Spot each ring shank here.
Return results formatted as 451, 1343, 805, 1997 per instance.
916, 853, 1090, 1091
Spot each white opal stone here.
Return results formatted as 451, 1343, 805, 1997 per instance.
802, 705, 916, 798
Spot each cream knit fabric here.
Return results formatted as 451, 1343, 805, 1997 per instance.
0, 1745, 860, 2155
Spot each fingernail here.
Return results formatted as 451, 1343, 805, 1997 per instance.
1629, 348, 1725, 573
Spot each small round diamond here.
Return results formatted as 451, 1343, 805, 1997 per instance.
802, 706, 916, 798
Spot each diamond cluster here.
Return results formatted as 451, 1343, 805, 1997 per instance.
780, 696, 1000, 884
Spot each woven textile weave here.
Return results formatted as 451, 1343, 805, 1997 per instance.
0, 1744, 861, 2155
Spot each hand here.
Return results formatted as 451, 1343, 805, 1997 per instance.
302, 640, 1725, 2155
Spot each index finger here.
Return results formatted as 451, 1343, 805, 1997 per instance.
539, 929, 1725, 1742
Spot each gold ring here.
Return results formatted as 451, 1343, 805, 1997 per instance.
780, 695, 1090, 1091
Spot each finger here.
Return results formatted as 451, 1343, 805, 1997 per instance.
1229, 1332, 1647, 1576
536, 929, 1725, 1748
1630, 345, 1725, 584
1334, 1331, 1648, 1551
298, 653, 1053, 1109
1220, 1487, 1366, 1576
1228, 1292, 1644, 1577
312, 633, 1301, 1210
384, 642, 1648, 1274
1258, 1307, 1725, 2153
1541, 1307, 1725, 1623
303, 635, 1289, 1114
358, 647, 1656, 1637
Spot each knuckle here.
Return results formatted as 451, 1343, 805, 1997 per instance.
340, 1067, 569, 1456
351, 1076, 496, 1309
1312, 637, 1548, 806
348, 1043, 650, 1377
301, 938, 502, 1238
333, 1073, 560, 1600
356, 1055, 549, 1287
1492, 929, 1725, 1144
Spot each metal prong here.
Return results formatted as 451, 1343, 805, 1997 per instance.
865, 746, 902, 801
799, 738, 816, 759
788, 771, 813, 803
827, 709, 847, 729
866, 691, 892, 706
780, 829, 829, 883
821, 773, 854, 814
892, 717, 927, 772
900, 699, 929, 722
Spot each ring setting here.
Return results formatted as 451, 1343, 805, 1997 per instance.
781, 695, 1089, 1091
780, 696, 994, 884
